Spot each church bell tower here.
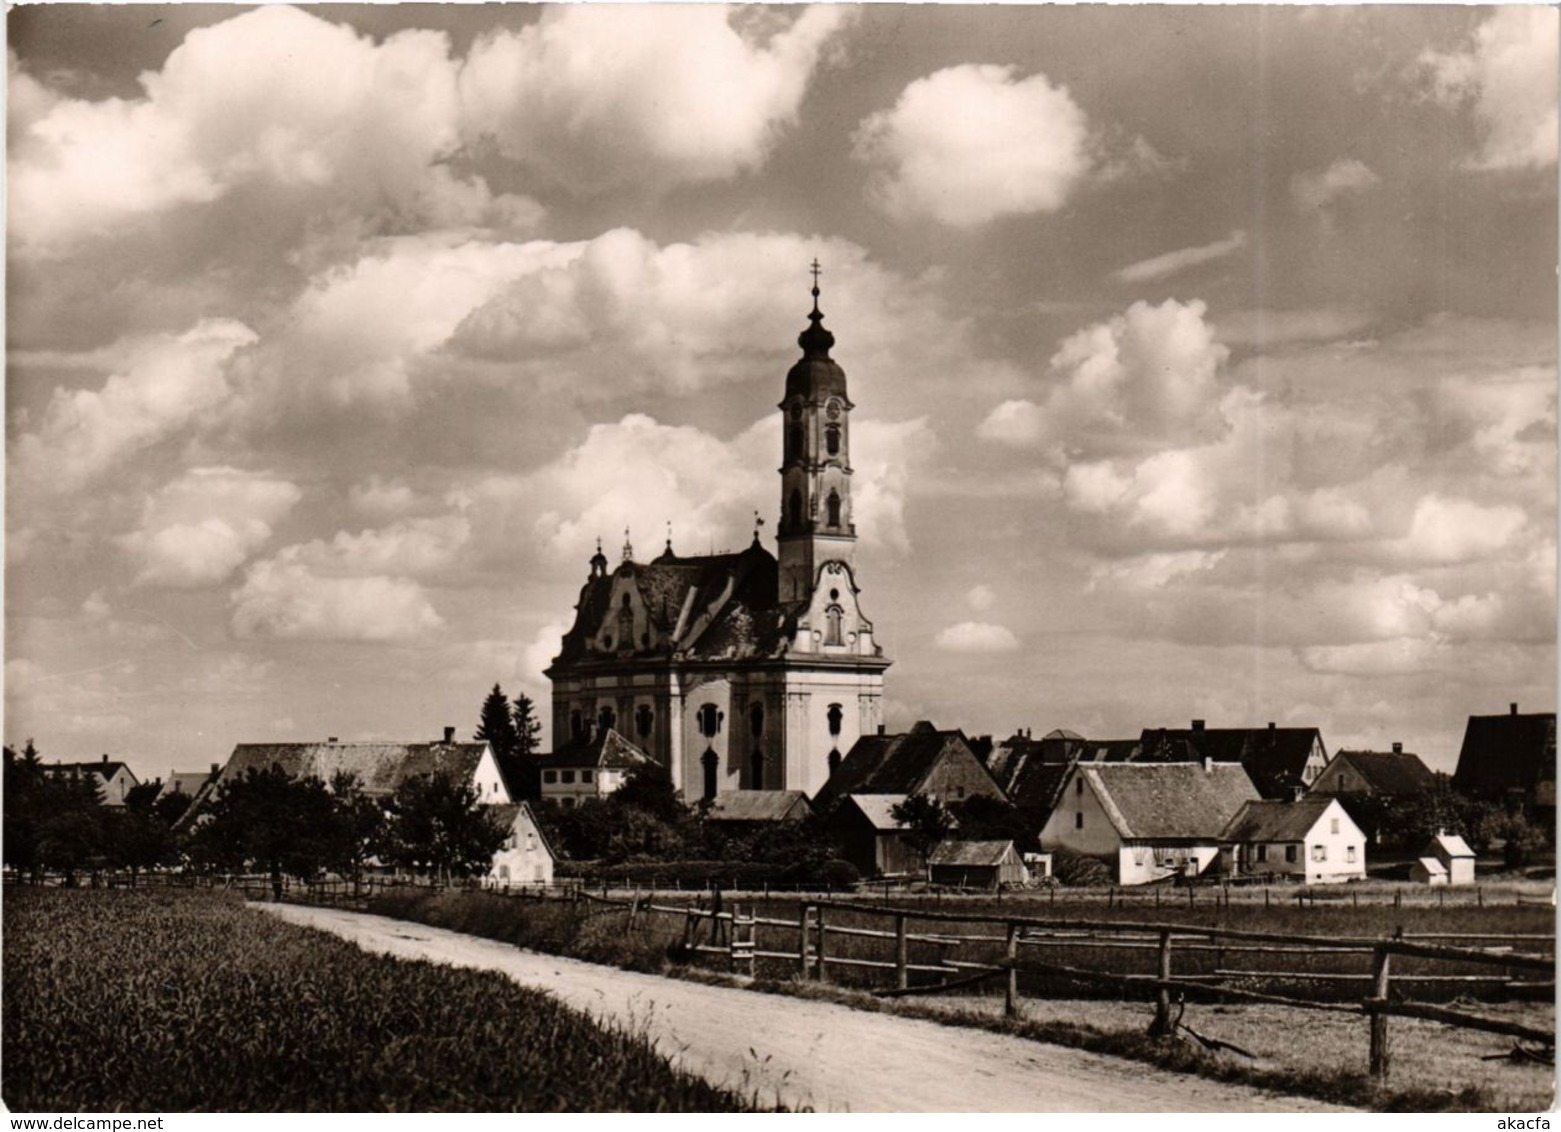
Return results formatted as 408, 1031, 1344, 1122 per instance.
777, 264, 856, 604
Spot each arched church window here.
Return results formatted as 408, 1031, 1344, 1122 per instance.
635, 704, 654, 740
825, 423, 840, 457
827, 490, 841, 527
697, 703, 723, 738
789, 488, 803, 527
598, 705, 616, 734
788, 425, 804, 461
750, 749, 766, 790
571, 710, 584, 740
702, 749, 718, 800
828, 748, 842, 776
749, 703, 764, 740
825, 605, 844, 646
827, 703, 843, 737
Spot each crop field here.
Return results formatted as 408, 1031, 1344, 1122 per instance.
2, 887, 758, 1112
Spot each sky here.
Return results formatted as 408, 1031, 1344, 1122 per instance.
6, 4, 1556, 783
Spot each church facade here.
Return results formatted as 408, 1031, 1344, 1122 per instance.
545, 280, 891, 801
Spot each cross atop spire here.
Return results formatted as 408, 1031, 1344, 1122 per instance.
622, 526, 634, 562
810, 258, 822, 312
798, 259, 834, 358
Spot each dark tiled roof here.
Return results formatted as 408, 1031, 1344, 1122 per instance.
542, 728, 650, 771
816, 721, 988, 808
1452, 711, 1557, 798
47, 761, 133, 781
927, 840, 1018, 867
1222, 798, 1337, 843
1323, 750, 1439, 796
207, 741, 490, 800
705, 791, 812, 823
1139, 726, 1324, 797
1084, 763, 1260, 841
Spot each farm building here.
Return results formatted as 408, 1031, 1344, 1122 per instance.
1451, 704, 1556, 821
1421, 830, 1476, 886
184, 728, 511, 824
1409, 856, 1449, 885
538, 727, 652, 807
1139, 721, 1328, 799
45, 755, 139, 807
1221, 796, 1367, 884
814, 720, 1004, 811
1309, 745, 1437, 799
982, 728, 1147, 832
926, 840, 1026, 890
1038, 761, 1260, 885
823, 794, 925, 878
486, 802, 557, 888
704, 790, 812, 828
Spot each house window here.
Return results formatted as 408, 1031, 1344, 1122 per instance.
1330, 817, 1339, 834
1256, 844, 1267, 863
1285, 845, 1297, 863
543, 770, 558, 785
1312, 845, 1326, 862
582, 770, 593, 784
561, 770, 576, 785
1074, 812, 1084, 830
1346, 846, 1357, 863
1133, 848, 1145, 867
1076, 778, 1084, 796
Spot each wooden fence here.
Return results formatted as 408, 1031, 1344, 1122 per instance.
570, 890, 1553, 1084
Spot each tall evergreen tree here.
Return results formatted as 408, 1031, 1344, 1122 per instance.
511, 693, 543, 758
475, 683, 518, 760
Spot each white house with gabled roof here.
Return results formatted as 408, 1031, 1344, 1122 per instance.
1222, 796, 1366, 884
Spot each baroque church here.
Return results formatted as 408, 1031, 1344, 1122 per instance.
545, 276, 891, 801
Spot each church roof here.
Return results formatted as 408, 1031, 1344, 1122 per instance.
544, 728, 651, 771
785, 289, 849, 402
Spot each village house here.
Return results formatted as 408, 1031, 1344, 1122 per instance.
538, 727, 652, 808
1038, 761, 1260, 885
813, 721, 1004, 811
45, 755, 139, 807
982, 728, 1144, 834
156, 765, 220, 805
823, 794, 925, 878
1309, 744, 1437, 801
485, 802, 557, 889
1451, 703, 1556, 822
1221, 796, 1367, 884
925, 839, 1027, 890
703, 790, 812, 830
1139, 720, 1328, 799
1417, 830, 1476, 886
183, 728, 511, 823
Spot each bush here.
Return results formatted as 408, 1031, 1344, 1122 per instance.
818, 859, 861, 889
1052, 848, 1112, 887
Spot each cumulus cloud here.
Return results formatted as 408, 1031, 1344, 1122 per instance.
1391, 495, 1526, 566
11, 319, 256, 492
1290, 158, 1380, 212
1114, 230, 1248, 285
120, 467, 302, 588
977, 400, 1046, 446
934, 620, 1021, 653
9, 7, 537, 258
1419, 7, 1559, 171
460, 5, 850, 192
853, 64, 1094, 227
231, 561, 443, 642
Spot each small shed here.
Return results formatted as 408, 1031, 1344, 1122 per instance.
1409, 856, 1449, 886
486, 802, 557, 888
926, 840, 1027, 890
1422, 830, 1476, 886
1023, 851, 1053, 882
705, 790, 812, 827
823, 794, 923, 878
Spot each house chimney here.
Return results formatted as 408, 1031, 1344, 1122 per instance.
210, 763, 219, 775
1203, 754, 1213, 773
1268, 721, 1276, 731
327, 736, 339, 744
1510, 702, 1519, 715
877, 724, 886, 736
443, 726, 456, 744
1191, 719, 1206, 732
1291, 785, 1305, 802
102, 753, 109, 764
1392, 741, 1402, 754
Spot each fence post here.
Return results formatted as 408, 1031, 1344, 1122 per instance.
896, 913, 909, 990
1150, 929, 1174, 1036
1005, 921, 1019, 1019
815, 905, 828, 983
798, 904, 811, 979
1369, 945, 1392, 1082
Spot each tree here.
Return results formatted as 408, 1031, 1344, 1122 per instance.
37, 770, 108, 887
323, 772, 386, 893
4, 741, 49, 880
475, 683, 519, 760
381, 770, 506, 883
511, 693, 543, 758
891, 793, 954, 859
188, 764, 338, 899
611, 763, 687, 824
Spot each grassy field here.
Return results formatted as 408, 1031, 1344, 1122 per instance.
2, 887, 761, 1112
366, 886, 1554, 1111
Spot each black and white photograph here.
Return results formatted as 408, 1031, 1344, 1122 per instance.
3, 1, 1556, 1116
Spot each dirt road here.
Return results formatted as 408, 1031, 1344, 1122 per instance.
261, 903, 1350, 1113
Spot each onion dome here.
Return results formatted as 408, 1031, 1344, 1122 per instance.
785, 267, 849, 401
